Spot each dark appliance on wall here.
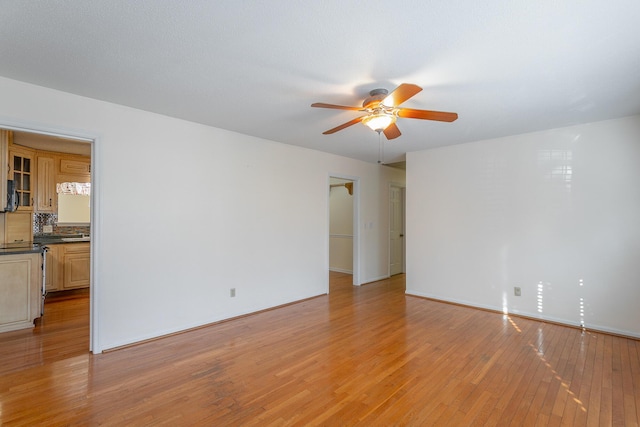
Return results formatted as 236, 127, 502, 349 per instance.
5, 179, 18, 212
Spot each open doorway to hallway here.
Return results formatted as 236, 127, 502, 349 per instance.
329, 175, 359, 287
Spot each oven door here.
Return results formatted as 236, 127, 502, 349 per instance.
41, 246, 48, 315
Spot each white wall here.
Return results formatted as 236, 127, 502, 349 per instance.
0, 76, 404, 351
329, 183, 353, 273
407, 115, 640, 338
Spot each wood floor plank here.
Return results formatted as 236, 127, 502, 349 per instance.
0, 272, 639, 426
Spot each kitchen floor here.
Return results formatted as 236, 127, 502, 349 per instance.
0, 289, 90, 376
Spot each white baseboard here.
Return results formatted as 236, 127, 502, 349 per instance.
405, 289, 640, 340
329, 267, 353, 274
361, 274, 389, 285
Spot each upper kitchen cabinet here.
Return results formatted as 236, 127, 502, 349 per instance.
9, 144, 35, 211
57, 156, 90, 185
59, 158, 90, 176
34, 152, 90, 214
36, 155, 56, 213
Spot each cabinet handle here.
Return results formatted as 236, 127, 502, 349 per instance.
49, 198, 52, 207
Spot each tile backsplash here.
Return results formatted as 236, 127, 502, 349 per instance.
33, 213, 90, 236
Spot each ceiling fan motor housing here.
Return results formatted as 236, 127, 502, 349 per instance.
362, 88, 389, 109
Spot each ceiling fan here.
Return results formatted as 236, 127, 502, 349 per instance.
311, 83, 458, 140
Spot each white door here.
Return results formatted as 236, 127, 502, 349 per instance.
390, 186, 404, 276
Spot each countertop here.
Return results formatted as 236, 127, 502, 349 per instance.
0, 235, 90, 255
33, 235, 91, 245
0, 242, 44, 255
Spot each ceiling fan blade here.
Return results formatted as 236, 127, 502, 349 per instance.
383, 122, 401, 140
322, 116, 366, 134
383, 83, 422, 107
311, 102, 363, 111
397, 108, 458, 122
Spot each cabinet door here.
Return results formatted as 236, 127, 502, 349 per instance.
5, 212, 33, 243
10, 148, 35, 211
37, 156, 56, 212
0, 253, 41, 333
59, 158, 90, 175
63, 243, 90, 289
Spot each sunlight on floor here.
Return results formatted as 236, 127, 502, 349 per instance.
505, 314, 587, 413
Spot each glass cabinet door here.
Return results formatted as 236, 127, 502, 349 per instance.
12, 153, 33, 209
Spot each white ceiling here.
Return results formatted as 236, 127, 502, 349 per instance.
1, 1, 639, 164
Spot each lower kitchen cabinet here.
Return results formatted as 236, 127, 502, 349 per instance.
45, 243, 90, 292
0, 252, 42, 333
62, 243, 90, 289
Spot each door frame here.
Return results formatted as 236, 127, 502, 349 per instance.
328, 173, 360, 289
0, 118, 100, 353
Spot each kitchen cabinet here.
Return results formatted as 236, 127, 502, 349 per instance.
36, 155, 57, 212
4, 212, 33, 243
0, 252, 42, 333
0, 130, 9, 212
59, 158, 90, 176
44, 244, 60, 292
44, 243, 90, 292
9, 145, 35, 211
35, 152, 90, 214
62, 243, 90, 290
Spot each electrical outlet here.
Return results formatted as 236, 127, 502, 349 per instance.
43, 225, 53, 233
230, 288, 236, 298
514, 287, 521, 297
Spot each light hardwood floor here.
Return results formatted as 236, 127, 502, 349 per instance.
0, 272, 639, 426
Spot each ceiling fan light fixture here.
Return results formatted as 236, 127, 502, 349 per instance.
362, 113, 396, 132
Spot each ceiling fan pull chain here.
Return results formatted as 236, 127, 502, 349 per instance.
377, 131, 384, 164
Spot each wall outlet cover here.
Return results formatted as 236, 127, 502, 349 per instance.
43, 225, 53, 233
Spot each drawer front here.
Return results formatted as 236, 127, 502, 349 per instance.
63, 242, 90, 253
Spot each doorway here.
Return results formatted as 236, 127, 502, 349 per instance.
329, 175, 359, 287
0, 123, 95, 352
389, 184, 405, 276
